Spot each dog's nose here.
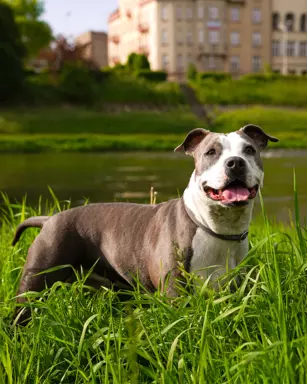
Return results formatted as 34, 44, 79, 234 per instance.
225, 157, 246, 171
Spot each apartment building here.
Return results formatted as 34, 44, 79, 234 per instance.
108, 0, 229, 78
108, 1, 307, 77
75, 31, 108, 69
272, 0, 307, 74
227, 0, 271, 75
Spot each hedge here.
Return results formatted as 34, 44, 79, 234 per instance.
197, 72, 232, 82
135, 69, 167, 82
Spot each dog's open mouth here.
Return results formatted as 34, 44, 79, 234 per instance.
204, 180, 259, 204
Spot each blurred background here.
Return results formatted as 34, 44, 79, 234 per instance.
1, 0, 307, 223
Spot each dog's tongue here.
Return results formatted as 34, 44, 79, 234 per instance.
222, 186, 250, 203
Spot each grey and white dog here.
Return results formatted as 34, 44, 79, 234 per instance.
12, 124, 278, 323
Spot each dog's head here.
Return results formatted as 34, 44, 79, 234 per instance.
175, 125, 279, 208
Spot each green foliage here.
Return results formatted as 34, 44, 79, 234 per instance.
197, 72, 232, 82
126, 52, 150, 71
187, 63, 197, 81
194, 78, 307, 106
99, 75, 185, 104
0, 1, 26, 102
135, 69, 167, 82
126, 52, 138, 71
59, 63, 100, 104
134, 53, 150, 70
0, 196, 306, 382
4, 0, 53, 58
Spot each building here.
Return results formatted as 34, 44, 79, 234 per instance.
272, 0, 307, 75
75, 31, 108, 69
108, 1, 307, 77
226, 0, 271, 75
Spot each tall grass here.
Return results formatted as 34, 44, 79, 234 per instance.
194, 78, 307, 107
0, 192, 306, 383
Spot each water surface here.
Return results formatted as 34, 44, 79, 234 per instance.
1, 152, 306, 224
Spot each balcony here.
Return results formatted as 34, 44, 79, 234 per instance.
110, 35, 120, 44
111, 56, 120, 65
138, 23, 149, 34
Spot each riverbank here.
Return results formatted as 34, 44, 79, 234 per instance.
1, 106, 307, 152
0, 199, 306, 382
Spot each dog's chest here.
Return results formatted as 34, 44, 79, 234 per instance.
189, 228, 246, 279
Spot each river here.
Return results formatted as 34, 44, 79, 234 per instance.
1, 151, 306, 224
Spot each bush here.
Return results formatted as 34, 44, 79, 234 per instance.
135, 70, 167, 82
126, 53, 138, 71
187, 63, 197, 81
59, 63, 100, 104
197, 72, 232, 82
134, 54, 150, 70
0, 2, 26, 102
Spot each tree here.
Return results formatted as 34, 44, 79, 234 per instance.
187, 63, 197, 81
0, 1, 26, 101
4, 0, 53, 58
126, 53, 150, 72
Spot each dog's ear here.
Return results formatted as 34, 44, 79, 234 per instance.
240, 124, 279, 151
174, 128, 211, 156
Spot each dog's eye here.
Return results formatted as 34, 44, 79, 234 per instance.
244, 146, 256, 155
206, 149, 216, 156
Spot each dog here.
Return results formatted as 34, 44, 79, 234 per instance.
12, 124, 278, 323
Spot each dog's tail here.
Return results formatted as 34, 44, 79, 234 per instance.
12, 216, 49, 246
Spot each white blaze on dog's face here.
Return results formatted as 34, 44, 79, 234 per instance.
175, 125, 279, 207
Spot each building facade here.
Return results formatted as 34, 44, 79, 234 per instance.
108, 0, 307, 77
272, 0, 307, 74
75, 31, 108, 69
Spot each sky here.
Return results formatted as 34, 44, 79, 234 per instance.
42, 0, 118, 38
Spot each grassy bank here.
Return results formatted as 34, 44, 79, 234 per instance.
0, 198, 306, 382
1, 106, 307, 152
193, 78, 307, 107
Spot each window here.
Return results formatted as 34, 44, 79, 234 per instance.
252, 56, 261, 72
302, 70, 307, 75
177, 54, 184, 71
287, 41, 295, 56
187, 31, 193, 45
272, 40, 280, 56
208, 56, 215, 69
285, 13, 295, 31
162, 29, 168, 44
230, 8, 240, 22
161, 5, 167, 21
176, 6, 182, 20
198, 6, 204, 19
230, 56, 240, 71
230, 32, 240, 46
209, 30, 219, 45
198, 29, 204, 44
177, 30, 183, 44
300, 14, 306, 32
187, 6, 193, 20
162, 54, 169, 69
209, 7, 219, 20
272, 12, 280, 30
252, 32, 261, 47
299, 41, 307, 57
252, 8, 261, 24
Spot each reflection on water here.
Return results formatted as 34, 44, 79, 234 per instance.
1, 151, 307, 224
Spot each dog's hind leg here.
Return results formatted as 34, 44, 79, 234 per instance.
14, 233, 81, 325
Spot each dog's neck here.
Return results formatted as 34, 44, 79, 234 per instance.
183, 171, 254, 236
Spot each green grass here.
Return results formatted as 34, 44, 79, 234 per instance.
99, 75, 185, 105
194, 78, 307, 107
0, 194, 306, 382
1, 106, 307, 152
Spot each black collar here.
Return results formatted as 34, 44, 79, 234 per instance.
184, 205, 249, 243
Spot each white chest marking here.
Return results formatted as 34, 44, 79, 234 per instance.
190, 228, 248, 282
